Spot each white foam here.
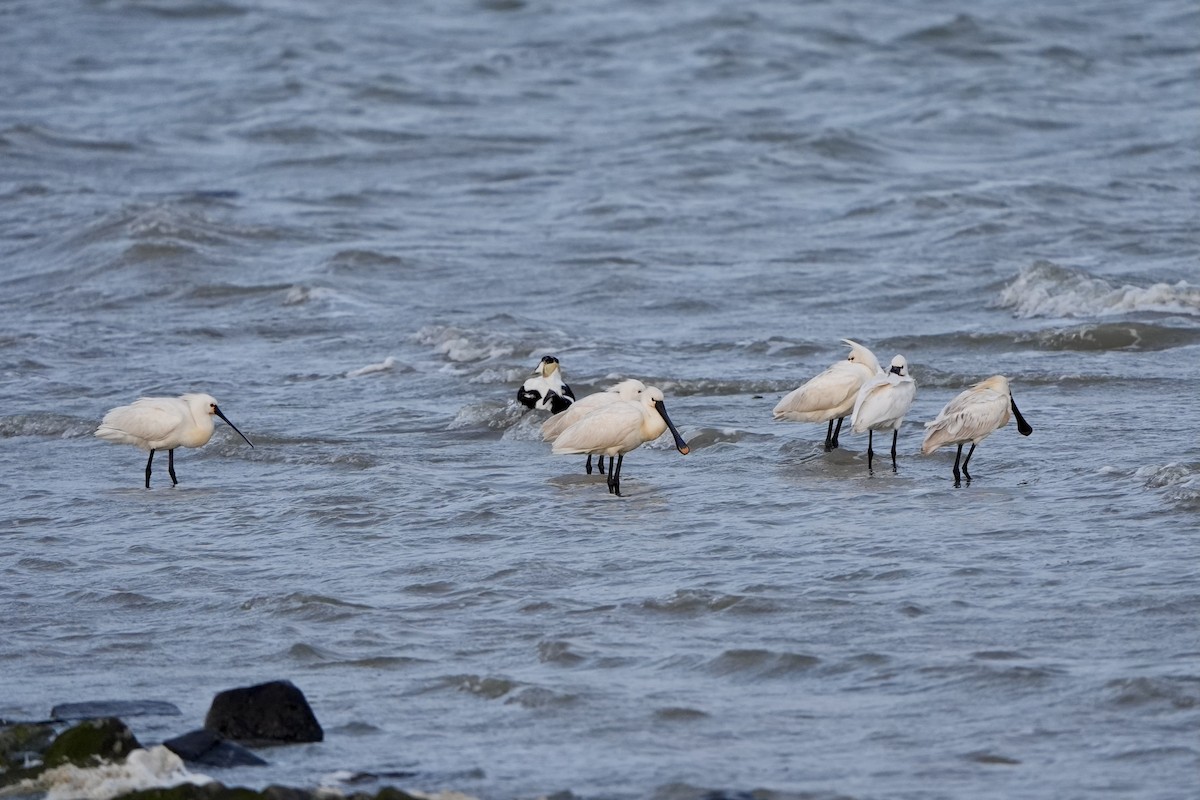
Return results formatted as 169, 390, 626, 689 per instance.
10, 746, 212, 800
1134, 462, 1199, 489
998, 262, 1200, 319
412, 325, 522, 364
345, 356, 397, 378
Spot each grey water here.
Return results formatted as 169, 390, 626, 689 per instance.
1, 0, 1198, 798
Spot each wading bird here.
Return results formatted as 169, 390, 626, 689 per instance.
95, 393, 254, 488
773, 339, 881, 451
551, 386, 689, 496
851, 354, 917, 473
921, 375, 1033, 486
517, 355, 575, 414
541, 378, 646, 474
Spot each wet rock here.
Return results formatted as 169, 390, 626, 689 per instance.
163, 729, 268, 768
42, 717, 142, 767
102, 784, 248, 800
51, 700, 182, 721
204, 681, 323, 745
108, 783, 426, 800
0, 722, 56, 770
262, 786, 319, 800
370, 789, 424, 800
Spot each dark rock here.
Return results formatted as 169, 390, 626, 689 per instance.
109, 783, 266, 800
369, 788, 424, 800
51, 700, 182, 721
42, 717, 142, 768
163, 729, 268, 768
108, 783, 426, 800
204, 681, 323, 745
0, 722, 56, 770
262, 786, 317, 800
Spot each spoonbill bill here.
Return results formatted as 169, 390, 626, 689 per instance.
851, 354, 917, 472
518, 355, 575, 414
551, 386, 689, 496
921, 375, 1033, 486
95, 393, 254, 488
541, 378, 646, 474
773, 339, 881, 451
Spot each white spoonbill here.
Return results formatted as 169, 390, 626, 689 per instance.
95, 393, 254, 488
551, 386, 689, 496
851, 355, 917, 473
773, 339, 881, 451
541, 378, 646, 475
517, 355, 575, 414
921, 375, 1033, 486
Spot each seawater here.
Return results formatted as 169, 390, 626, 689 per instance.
1, 1, 1197, 799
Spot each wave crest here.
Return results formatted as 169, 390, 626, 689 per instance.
998, 261, 1200, 318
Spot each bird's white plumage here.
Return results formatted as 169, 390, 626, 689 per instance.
852, 355, 916, 434
773, 339, 881, 423
541, 379, 645, 442
96, 393, 220, 451
552, 386, 686, 458
96, 392, 254, 487
921, 375, 1013, 453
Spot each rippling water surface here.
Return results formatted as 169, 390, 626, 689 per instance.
2, 1, 1197, 798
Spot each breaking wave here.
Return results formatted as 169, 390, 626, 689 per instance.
11, 746, 210, 800
998, 261, 1200, 319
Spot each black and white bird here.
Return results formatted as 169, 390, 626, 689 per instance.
517, 355, 576, 414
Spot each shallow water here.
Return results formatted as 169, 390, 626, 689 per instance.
1, 1, 1198, 799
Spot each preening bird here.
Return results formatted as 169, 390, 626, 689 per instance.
517, 355, 575, 414
921, 375, 1033, 486
773, 339, 881, 451
541, 378, 646, 474
95, 393, 254, 488
851, 354, 917, 472
551, 386, 689, 496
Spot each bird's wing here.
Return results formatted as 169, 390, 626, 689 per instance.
851, 375, 892, 432
921, 388, 1004, 452
541, 392, 615, 441
773, 362, 865, 420
97, 397, 188, 445
551, 402, 642, 455
518, 375, 555, 409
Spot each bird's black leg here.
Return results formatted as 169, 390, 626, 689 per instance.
609, 454, 623, 496
890, 430, 899, 472
145, 449, 155, 489
831, 417, 844, 449
866, 430, 874, 472
585, 455, 593, 475
961, 444, 976, 482
168, 449, 178, 486
824, 419, 835, 451
952, 444, 963, 488
599, 456, 607, 475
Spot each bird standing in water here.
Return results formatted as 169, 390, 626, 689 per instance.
551, 386, 689, 496
95, 393, 254, 488
542, 378, 645, 474
773, 339, 881, 451
851, 354, 917, 473
921, 375, 1033, 486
